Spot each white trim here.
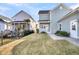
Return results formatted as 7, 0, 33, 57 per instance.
70, 19, 78, 39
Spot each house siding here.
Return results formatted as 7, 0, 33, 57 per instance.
77, 19, 79, 38
50, 6, 71, 34
0, 21, 6, 31
12, 11, 31, 21
59, 13, 79, 38
12, 11, 36, 32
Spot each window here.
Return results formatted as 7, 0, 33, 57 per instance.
43, 26, 45, 29
59, 24, 61, 30
72, 24, 76, 30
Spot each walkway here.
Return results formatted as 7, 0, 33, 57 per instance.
0, 38, 26, 55
48, 33, 79, 46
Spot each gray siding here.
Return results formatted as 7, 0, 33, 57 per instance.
50, 6, 71, 33
59, 13, 79, 34
77, 19, 79, 38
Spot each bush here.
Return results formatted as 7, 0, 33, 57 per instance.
55, 31, 70, 37
3, 30, 12, 38
36, 29, 39, 33
41, 31, 46, 34
23, 30, 34, 36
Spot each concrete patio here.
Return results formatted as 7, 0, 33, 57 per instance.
48, 33, 79, 46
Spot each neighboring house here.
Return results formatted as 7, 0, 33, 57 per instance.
38, 3, 79, 39
12, 10, 36, 33
38, 10, 50, 32
0, 15, 12, 32
0, 10, 36, 35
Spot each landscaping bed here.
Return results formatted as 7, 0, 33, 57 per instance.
0, 39, 14, 46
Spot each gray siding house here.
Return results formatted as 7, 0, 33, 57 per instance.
38, 4, 79, 39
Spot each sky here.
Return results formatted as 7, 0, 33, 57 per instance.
0, 3, 79, 22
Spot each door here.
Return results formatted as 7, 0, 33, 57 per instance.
40, 25, 49, 33
70, 20, 77, 38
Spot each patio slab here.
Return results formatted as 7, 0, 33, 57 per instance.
48, 33, 79, 46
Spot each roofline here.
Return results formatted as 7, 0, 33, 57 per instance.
38, 10, 50, 14
50, 3, 72, 12
0, 15, 12, 23
58, 10, 79, 23
12, 10, 36, 22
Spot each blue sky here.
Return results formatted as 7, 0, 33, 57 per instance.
0, 3, 79, 21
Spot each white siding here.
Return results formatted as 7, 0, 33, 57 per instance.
12, 11, 31, 21
0, 21, 6, 31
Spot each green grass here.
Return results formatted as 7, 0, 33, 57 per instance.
0, 38, 14, 46
12, 33, 79, 55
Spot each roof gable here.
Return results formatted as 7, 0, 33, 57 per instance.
12, 10, 35, 22
51, 3, 72, 11
0, 15, 12, 23
58, 9, 79, 23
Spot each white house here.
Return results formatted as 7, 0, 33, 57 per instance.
38, 10, 50, 32
12, 10, 36, 33
38, 3, 79, 39
0, 15, 12, 32
0, 10, 36, 34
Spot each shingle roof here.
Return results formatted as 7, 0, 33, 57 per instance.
0, 15, 12, 23
38, 10, 50, 14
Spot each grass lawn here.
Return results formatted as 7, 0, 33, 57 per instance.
12, 33, 79, 55
0, 38, 15, 46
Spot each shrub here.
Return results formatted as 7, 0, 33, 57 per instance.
23, 30, 34, 36
55, 31, 70, 37
36, 29, 39, 33
41, 31, 46, 34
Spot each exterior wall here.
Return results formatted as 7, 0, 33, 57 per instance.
39, 23, 50, 32
50, 6, 71, 34
12, 11, 31, 21
7, 23, 13, 31
39, 13, 50, 33
12, 11, 36, 32
29, 18, 36, 33
59, 13, 79, 33
0, 21, 6, 31
39, 14, 50, 20
77, 19, 79, 38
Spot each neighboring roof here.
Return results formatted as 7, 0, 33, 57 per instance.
50, 3, 72, 12
58, 9, 79, 23
38, 10, 50, 14
0, 15, 12, 23
12, 10, 36, 22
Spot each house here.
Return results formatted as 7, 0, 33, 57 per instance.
0, 15, 12, 32
57, 8, 79, 39
38, 3, 79, 39
12, 10, 36, 33
38, 10, 50, 32
0, 10, 36, 36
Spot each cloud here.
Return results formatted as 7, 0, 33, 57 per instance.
70, 4, 79, 9
0, 6, 11, 16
